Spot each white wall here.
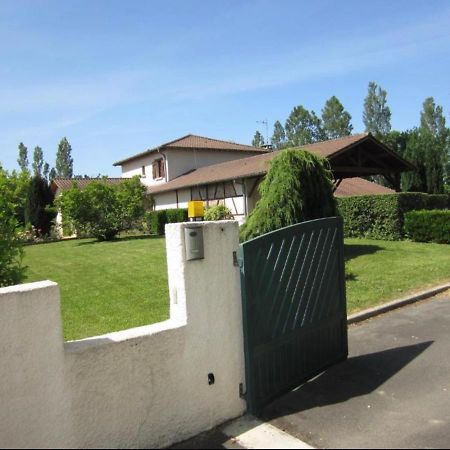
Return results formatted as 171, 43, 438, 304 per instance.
166, 148, 259, 181
0, 221, 246, 449
121, 152, 167, 187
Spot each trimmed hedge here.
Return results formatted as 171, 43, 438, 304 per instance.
337, 192, 449, 240
146, 208, 188, 235
404, 210, 450, 244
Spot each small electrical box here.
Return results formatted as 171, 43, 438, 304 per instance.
188, 201, 204, 219
184, 226, 204, 261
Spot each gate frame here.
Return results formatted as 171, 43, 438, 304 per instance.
238, 217, 348, 414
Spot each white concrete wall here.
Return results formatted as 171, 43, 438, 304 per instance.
0, 222, 246, 449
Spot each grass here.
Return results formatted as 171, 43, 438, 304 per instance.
23, 236, 169, 341
345, 238, 450, 313
23, 236, 450, 341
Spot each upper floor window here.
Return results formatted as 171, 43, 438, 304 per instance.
152, 159, 165, 180
141, 166, 146, 177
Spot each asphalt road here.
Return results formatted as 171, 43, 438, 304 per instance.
262, 294, 450, 449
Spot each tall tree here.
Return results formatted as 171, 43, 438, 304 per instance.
49, 167, 57, 181
401, 128, 446, 194
363, 81, 392, 137
32, 146, 44, 176
420, 97, 447, 141
321, 96, 353, 139
25, 176, 56, 236
55, 137, 74, 178
43, 163, 50, 181
271, 120, 286, 150
285, 105, 325, 146
252, 131, 265, 147
17, 142, 29, 173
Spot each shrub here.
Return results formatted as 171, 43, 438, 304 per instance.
240, 149, 336, 241
145, 208, 188, 235
0, 170, 25, 286
404, 210, 450, 244
337, 192, 449, 240
57, 177, 149, 241
24, 175, 56, 236
204, 204, 233, 221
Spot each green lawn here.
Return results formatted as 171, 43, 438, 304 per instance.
345, 238, 450, 312
23, 236, 169, 341
23, 236, 450, 341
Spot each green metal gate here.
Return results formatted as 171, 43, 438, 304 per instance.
238, 217, 348, 413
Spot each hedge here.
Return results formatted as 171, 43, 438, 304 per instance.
404, 210, 450, 244
145, 208, 188, 235
337, 192, 449, 240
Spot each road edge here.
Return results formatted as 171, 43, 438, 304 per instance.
347, 282, 450, 325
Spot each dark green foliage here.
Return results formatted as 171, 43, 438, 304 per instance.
0, 169, 25, 286
363, 81, 391, 137
17, 142, 29, 173
146, 209, 188, 235
321, 96, 353, 139
285, 106, 325, 146
271, 121, 286, 150
32, 146, 44, 176
204, 204, 233, 221
252, 131, 265, 147
401, 128, 447, 194
25, 176, 56, 236
240, 149, 336, 241
337, 193, 449, 240
55, 137, 74, 178
404, 210, 450, 244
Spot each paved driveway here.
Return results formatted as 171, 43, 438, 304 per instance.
262, 294, 450, 449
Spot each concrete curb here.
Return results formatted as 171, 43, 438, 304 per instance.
347, 282, 450, 325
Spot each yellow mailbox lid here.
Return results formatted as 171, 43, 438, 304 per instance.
188, 201, 204, 218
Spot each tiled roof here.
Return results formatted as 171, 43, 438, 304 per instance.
334, 177, 394, 197
149, 134, 371, 194
51, 178, 126, 193
113, 134, 268, 166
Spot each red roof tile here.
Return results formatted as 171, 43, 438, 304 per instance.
113, 134, 268, 166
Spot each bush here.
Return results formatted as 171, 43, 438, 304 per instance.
0, 170, 25, 286
204, 204, 233, 221
57, 177, 149, 241
240, 149, 336, 241
404, 210, 450, 243
337, 192, 449, 240
24, 176, 56, 236
145, 208, 188, 235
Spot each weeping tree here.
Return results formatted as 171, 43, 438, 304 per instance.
240, 149, 336, 241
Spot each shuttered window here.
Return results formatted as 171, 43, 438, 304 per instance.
152, 159, 165, 180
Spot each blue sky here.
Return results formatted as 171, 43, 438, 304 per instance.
1, 0, 449, 176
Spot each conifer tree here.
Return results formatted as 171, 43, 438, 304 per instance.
321, 96, 353, 139
363, 81, 392, 137
55, 137, 74, 178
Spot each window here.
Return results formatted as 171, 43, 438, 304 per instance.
141, 166, 146, 177
152, 159, 165, 180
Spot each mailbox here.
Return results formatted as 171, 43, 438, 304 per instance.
188, 201, 204, 219
184, 226, 204, 261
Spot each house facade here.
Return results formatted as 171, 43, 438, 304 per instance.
114, 133, 413, 223
53, 132, 413, 229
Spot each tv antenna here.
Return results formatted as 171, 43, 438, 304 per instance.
257, 119, 269, 145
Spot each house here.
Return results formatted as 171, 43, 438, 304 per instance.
52, 133, 413, 230
113, 133, 413, 223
